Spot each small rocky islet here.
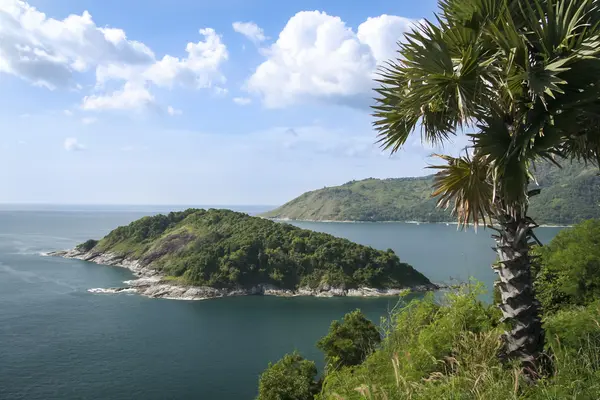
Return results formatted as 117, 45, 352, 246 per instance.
49, 208, 437, 300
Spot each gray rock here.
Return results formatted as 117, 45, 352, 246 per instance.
50, 248, 437, 301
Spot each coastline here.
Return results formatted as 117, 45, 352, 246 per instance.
47, 248, 438, 301
263, 217, 572, 228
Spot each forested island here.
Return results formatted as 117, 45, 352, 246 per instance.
50, 209, 433, 299
262, 161, 600, 225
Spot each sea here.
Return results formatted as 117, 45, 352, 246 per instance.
0, 205, 564, 400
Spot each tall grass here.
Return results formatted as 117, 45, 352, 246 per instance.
318, 289, 600, 400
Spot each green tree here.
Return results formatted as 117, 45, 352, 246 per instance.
317, 310, 381, 370
257, 352, 320, 400
374, 0, 600, 375
535, 219, 600, 313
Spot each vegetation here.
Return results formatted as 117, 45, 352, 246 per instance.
373, 0, 600, 373
257, 352, 320, 400
316, 310, 381, 370
82, 208, 431, 290
76, 239, 98, 252
262, 161, 600, 225
534, 219, 600, 314
317, 290, 600, 399
258, 286, 600, 399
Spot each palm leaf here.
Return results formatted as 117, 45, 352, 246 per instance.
429, 153, 493, 227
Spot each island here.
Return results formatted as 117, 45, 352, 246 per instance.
49, 209, 435, 300
261, 161, 600, 225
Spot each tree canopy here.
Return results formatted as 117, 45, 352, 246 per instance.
317, 309, 381, 369
257, 352, 320, 400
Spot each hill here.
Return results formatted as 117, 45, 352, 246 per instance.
55, 209, 431, 298
262, 161, 600, 225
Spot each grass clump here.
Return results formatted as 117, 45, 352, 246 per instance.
317, 289, 600, 400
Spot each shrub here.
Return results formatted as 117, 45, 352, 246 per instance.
317, 309, 381, 370
76, 239, 98, 252
544, 301, 600, 352
535, 219, 600, 313
318, 287, 600, 400
257, 352, 320, 400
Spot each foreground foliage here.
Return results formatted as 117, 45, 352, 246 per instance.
319, 291, 600, 399
535, 219, 600, 314
84, 209, 430, 290
317, 310, 381, 370
257, 218, 600, 399
257, 352, 320, 400
262, 161, 600, 225
257, 287, 600, 399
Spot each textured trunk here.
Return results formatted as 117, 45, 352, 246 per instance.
492, 213, 545, 378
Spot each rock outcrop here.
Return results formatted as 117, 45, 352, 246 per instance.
48, 248, 438, 301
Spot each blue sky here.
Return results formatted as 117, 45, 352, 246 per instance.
0, 0, 467, 205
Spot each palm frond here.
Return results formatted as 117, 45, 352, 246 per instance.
373, 13, 498, 153
429, 153, 494, 227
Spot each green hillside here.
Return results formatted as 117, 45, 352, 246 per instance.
262, 162, 600, 225
79, 208, 431, 290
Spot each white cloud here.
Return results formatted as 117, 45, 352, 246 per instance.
82, 82, 155, 111
0, 1, 228, 110
63, 109, 74, 117
357, 15, 418, 64
232, 21, 267, 43
247, 11, 416, 108
167, 106, 182, 116
0, 1, 154, 89
95, 28, 228, 91
64, 137, 86, 151
214, 86, 228, 96
81, 117, 97, 125
233, 97, 252, 106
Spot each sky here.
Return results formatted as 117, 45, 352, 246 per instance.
0, 0, 469, 205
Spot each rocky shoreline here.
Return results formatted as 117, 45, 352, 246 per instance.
47, 248, 439, 301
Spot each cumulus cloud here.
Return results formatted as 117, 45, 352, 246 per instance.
0, 1, 228, 110
95, 28, 228, 92
247, 11, 416, 108
82, 82, 155, 111
81, 117, 97, 125
63, 110, 74, 117
357, 15, 418, 64
232, 21, 267, 43
233, 97, 252, 105
64, 137, 86, 151
167, 106, 182, 116
0, 1, 153, 89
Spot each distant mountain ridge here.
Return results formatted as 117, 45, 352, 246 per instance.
262, 162, 600, 225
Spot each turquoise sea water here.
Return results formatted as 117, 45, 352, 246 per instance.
0, 206, 563, 399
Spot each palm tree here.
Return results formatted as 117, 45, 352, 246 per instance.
373, 0, 600, 376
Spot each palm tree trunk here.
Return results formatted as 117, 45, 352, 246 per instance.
492, 213, 545, 377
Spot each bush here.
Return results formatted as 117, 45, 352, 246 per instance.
535, 219, 600, 314
257, 352, 320, 400
317, 309, 381, 370
318, 287, 600, 400
544, 301, 600, 352
76, 239, 98, 252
